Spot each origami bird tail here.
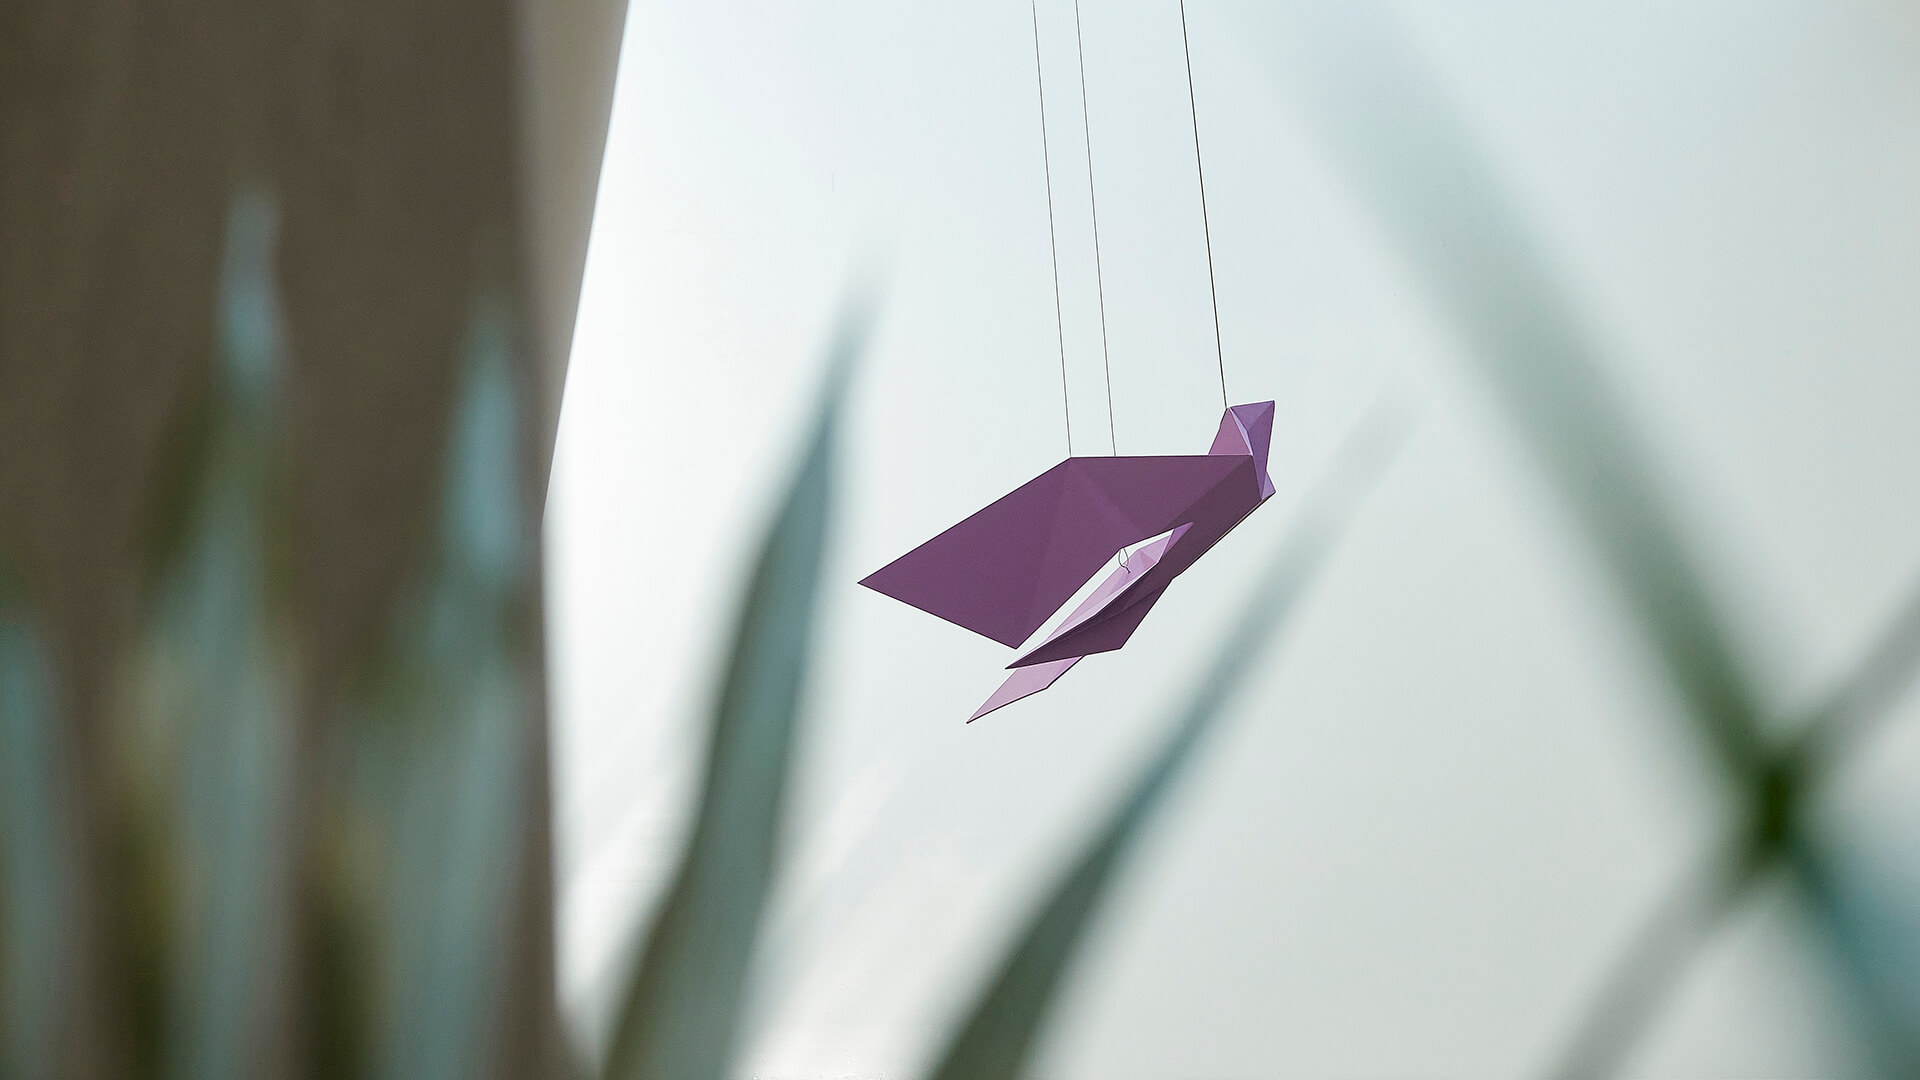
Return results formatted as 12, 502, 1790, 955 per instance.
970, 656, 1081, 721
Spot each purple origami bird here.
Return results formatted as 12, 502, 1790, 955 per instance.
861, 401, 1277, 720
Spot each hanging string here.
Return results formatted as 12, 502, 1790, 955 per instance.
1071, 0, 1118, 456
1030, 0, 1074, 457
1178, 0, 1229, 410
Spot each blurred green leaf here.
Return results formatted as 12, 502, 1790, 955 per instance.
1542, 830, 1765, 1080
602, 302, 869, 1080
1256, 5, 1920, 1073
1265, 1, 1768, 779
1778, 576, 1920, 1074
375, 295, 535, 1080
132, 190, 296, 1080
0, 553, 64, 1080
926, 407, 1408, 1080
1787, 836, 1920, 1074
1790, 574, 1920, 780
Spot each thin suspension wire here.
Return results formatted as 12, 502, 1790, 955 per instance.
1178, 0, 1229, 410
1030, 0, 1073, 457
1071, 0, 1118, 456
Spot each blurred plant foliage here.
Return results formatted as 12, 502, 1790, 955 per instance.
0, 192, 556, 1080
1269, 3, 1920, 1075
0, 179, 1399, 1079
1, 526, 63, 1080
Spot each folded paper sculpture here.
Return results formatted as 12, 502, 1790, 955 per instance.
861, 401, 1277, 720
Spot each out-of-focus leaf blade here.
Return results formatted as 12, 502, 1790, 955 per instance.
1791, 572, 1920, 779
144, 190, 294, 1080
1544, 833, 1764, 1080
1786, 833, 1920, 1075
1779, 576, 1920, 1075
0, 555, 65, 1080
602, 302, 869, 1080
1259, 1, 1768, 779
925, 407, 1409, 1080
1251, 6, 1920, 1071
377, 295, 534, 1080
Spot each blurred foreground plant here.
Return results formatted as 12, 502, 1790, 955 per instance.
0, 191, 562, 1080
1, 540, 64, 1080
0, 174, 1403, 1080
1266, 3, 1920, 1074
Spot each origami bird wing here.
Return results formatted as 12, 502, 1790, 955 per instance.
859, 454, 1257, 648
1012, 522, 1187, 658
969, 528, 1184, 720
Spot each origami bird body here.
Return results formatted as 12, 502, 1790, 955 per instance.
861, 401, 1276, 719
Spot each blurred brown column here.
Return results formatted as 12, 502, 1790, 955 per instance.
0, 1, 626, 1077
